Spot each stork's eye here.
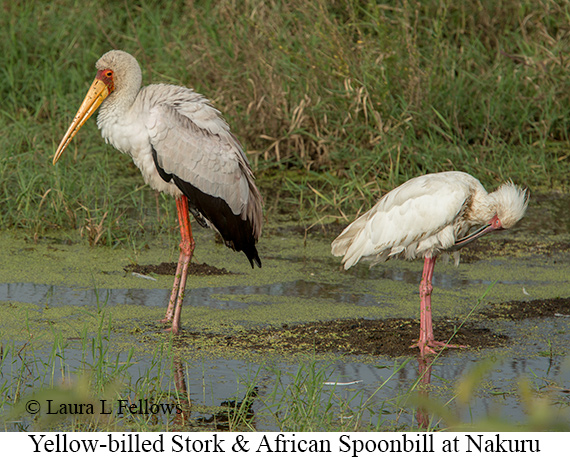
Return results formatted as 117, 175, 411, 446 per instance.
105, 70, 113, 78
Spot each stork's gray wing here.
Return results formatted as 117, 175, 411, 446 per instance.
142, 84, 262, 239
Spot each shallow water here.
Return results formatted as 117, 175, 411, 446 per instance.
1, 194, 569, 430
0, 270, 552, 311
1, 277, 569, 431
3, 319, 569, 431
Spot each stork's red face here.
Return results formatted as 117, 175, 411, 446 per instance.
52, 69, 116, 164
96, 69, 115, 93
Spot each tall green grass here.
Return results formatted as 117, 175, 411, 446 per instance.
1, 0, 569, 240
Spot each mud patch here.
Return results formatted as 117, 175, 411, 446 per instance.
482, 296, 570, 320
125, 262, 232, 276
171, 298, 569, 359
176, 318, 506, 358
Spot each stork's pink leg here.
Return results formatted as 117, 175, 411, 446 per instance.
410, 256, 465, 356
161, 196, 195, 334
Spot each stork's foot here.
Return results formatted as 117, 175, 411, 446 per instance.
162, 324, 180, 335
410, 340, 467, 356
159, 316, 181, 334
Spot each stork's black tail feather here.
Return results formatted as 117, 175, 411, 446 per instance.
244, 245, 261, 268
173, 175, 261, 268
151, 146, 261, 267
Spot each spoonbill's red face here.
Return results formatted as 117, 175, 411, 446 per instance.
452, 214, 503, 250
489, 214, 503, 230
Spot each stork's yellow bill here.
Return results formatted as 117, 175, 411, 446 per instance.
53, 70, 114, 164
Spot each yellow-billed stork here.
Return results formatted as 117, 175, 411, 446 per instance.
53, 50, 263, 334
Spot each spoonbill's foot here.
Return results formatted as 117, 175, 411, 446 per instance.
428, 340, 467, 349
410, 340, 467, 357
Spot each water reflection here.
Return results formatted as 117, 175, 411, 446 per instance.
2, 332, 568, 431
0, 283, 167, 308
0, 273, 542, 312
415, 356, 433, 429
164, 344, 569, 431
170, 357, 191, 431
0, 281, 381, 309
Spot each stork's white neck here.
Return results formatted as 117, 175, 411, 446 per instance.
94, 50, 144, 151
97, 85, 138, 129
99, 76, 140, 120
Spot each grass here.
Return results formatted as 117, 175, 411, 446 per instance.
1, 0, 569, 242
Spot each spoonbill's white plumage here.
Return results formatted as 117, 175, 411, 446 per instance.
54, 50, 262, 334
331, 171, 528, 356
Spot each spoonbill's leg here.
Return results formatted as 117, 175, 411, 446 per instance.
423, 255, 437, 344
416, 256, 437, 356
161, 196, 195, 334
411, 256, 466, 356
